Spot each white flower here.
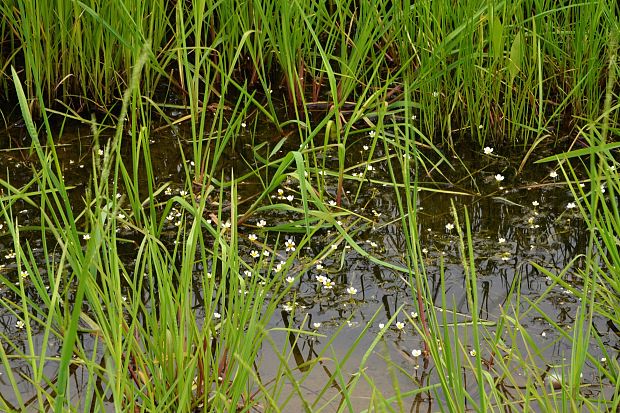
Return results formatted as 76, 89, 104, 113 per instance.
378, 323, 385, 329
495, 174, 505, 182
328, 200, 337, 207
410, 312, 418, 319
20, 270, 28, 278
432, 91, 439, 98
97, 149, 104, 156
498, 237, 506, 243
243, 270, 252, 277
412, 349, 422, 357
346, 286, 357, 295
313, 322, 321, 329
532, 201, 539, 207
286, 276, 295, 284
241, 122, 246, 128
15, 320, 25, 329
179, 190, 188, 196
213, 312, 221, 319
363, 145, 369, 151
470, 349, 477, 357
445, 223, 454, 231
250, 250, 259, 258
601, 357, 607, 362
83, 234, 91, 240
323, 279, 335, 289
256, 219, 267, 228
421, 248, 428, 254
286, 195, 294, 202
283, 302, 293, 312
262, 250, 270, 257
284, 239, 296, 252
566, 202, 576, 209
248, 233, 257, 241
396, 321, 405, 330
483, 147, 494, 155
549, 171, 558, 178
222, 221, 231, 229
369, 130, 376, 138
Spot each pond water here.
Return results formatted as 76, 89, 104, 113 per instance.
0, 119, 617, 410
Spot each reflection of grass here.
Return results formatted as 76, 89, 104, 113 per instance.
1, 3, 620, 412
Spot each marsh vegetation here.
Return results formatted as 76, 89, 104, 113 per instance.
1, 1, 619, 411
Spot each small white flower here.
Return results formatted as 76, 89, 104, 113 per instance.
15, 320, 25, 329
366, 164, 374, 171
20, 270, 28, 278
432, 91, 439, 98
445, 223, 454, 231
470, 349, 477, 357
369, 130, 376, 138
286, 276, 295, 284
248, 233, 257, 241
601, 184, 606, 194
495, 174, 505, 182
498, 237, 506, 243
283, 302, 293, 312
532, 201, 539, 207
213, 312, 221, 319
549, 171, 558, 178
412, 349, 422, 357
323, 279, 335, 289
346, 286, 357, 295
421, 248, 428, 254
328, 200, 337, 207
244, 270, 252, 277
566, 202, 576, 209
311, 322, 321, 329
285, 239, 296, 252
601, 357, 607, 362
483, 147, 494, 155
262, 250, 270, 257
241, 122, 247, 128
286, 195, 294, 202
222, 221, 231, 229
396, 321, 405, 330
257, 219, 267, 228
541, 331, 546, 337
250, 250, 259, 258
410, 312, 418, 319
97, 149, 104, 156
83, 234, 91, 240
378, 323, 385, 329
179, 190, 188, 196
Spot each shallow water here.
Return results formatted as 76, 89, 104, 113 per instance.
0, 119, 617, 410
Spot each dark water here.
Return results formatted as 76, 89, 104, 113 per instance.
0, 120, 616, 410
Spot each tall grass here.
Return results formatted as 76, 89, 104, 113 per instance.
2, 0, 618, 146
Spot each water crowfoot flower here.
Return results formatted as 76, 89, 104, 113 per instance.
412, 349, 422, 357
346, 286, 358, 295
549, 171, 558, 178
15, 320, 25, 329
248, 233, 257, 241
286, 276, 295, 284
495, 174, 505, 182
313, 322, 321, 329
283, 302, 293, 312
256, 219, 266, 228
396, 321, 405, 330
250, 250, 259, 258
566, 202, 576, 209
445, 223, 454, 231
284, 239, 296, 252
483, 147, 494, 155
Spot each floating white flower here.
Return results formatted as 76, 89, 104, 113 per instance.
15, 320, 25, 329
328, 200, 337, 207
410, 312, 418, 319
313, 322, 321, 329
378, 323, 385, 329
286, 195, 294, 202
262, 250, 270, 257
241, 122, 246, 128
83, 234, 91, 240
250, 250, 259, 258
284, 239, 296, 252
20, 270, 28, 278
248, 233, 257, 241
369, 130, 376, 138
257, 219, 267, 228
396, 321, 405, 330
283, 302, 293, 312
445, 223, 454, 231
498, 237, 506, 243
495, 174, 505, 182
346, 286, 357, 295
532, 201, 539, 207
483, 147, 494, 155
286, 276, 295, 284
469, 349, 477, 357
566, 202, 576, 209
549, 171, 558, 178
432, 91, 439, 98
412, 349, 422, 357
213, 312, 221, 319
